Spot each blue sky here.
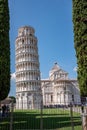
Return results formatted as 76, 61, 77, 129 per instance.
8, 0, 77, 96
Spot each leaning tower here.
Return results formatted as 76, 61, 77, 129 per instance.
15, 26, 41, 109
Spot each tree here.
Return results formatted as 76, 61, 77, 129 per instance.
9, 96, 16, 103
72, 0, 87, 97
0, 0, 10, 101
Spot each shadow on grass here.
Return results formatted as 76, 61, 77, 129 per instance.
0, 110, 82, 130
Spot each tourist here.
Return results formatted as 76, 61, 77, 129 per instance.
0, 107, 2, 117
2, 104, 6, 117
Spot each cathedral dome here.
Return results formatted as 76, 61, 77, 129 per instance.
51, 62, 60, 71
49, 62, 60, 77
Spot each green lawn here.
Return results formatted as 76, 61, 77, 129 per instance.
0, 108, 82, 130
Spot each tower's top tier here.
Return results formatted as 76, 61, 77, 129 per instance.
18, 26, 35, 37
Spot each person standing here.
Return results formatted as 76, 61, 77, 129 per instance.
2, 104, 6, 117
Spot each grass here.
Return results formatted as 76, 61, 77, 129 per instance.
0, 108, 82, 130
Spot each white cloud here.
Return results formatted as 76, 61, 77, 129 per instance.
11, 72, 16, 80
9, 72, 16, 96
73, 66, 78, 72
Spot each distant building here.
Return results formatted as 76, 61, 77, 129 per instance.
41, 63, 81, 106
1, 97, 12, 106
15, 26, 41, 109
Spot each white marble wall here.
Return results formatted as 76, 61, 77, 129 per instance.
15, 26, 41, 109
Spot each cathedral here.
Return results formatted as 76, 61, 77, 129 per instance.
41, 63, 81, 107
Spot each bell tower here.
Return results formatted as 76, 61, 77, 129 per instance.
15, 26, 41, 109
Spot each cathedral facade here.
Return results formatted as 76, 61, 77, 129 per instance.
41, 63, 81, 107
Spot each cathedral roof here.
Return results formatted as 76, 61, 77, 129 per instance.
51, 62, 60, 71
49, 62, 68, 77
